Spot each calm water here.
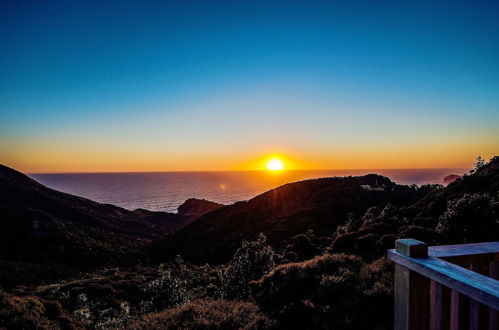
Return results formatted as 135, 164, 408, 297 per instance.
30, 169, 466, 213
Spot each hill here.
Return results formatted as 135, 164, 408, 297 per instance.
0, 164, 190, 286
147, 174, 435, 264
148, 158, 499, 265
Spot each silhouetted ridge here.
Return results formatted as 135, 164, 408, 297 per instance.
0, 164, 190, 286
148, 174, 431, 264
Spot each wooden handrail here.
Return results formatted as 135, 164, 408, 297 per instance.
387, 251, 499, 310
428, 242, 499, 258
387, 239, 499, 330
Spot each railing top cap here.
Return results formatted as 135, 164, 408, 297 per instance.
395, 238, 428, 257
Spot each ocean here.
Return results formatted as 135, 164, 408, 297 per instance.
30, 168, 466, 213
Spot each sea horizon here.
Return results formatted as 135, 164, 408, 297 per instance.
26, 167, 469, 175
30, 168, 468, 213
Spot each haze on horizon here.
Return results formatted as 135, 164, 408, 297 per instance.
1, 1, 498, 173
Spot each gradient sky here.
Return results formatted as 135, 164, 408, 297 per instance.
1, 0, 498, 173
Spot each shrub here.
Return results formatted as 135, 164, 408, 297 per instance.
251, 253, 363, 329
330, 231, 358, 253
376, 234, 396, 252
356, 233, 379, 254
361, 207, 380, 226
143, 270, 189, 311
130, 299, 276, 330
285, 230, 319, 261
251, 253, 393, 330
399, 225, 439, 244
220, 233, 275, 299
0, 290, 79, 329
436, 193, 498, 243
359, 258, 393, 329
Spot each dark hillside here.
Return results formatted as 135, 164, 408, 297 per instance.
329, 157, 499, 258
411, 156, 499, 218
149, 174, 433, 264
0, 164, 189, 286
405, 156, 499, 243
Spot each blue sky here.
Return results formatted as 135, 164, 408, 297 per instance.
1, 0, 498, 172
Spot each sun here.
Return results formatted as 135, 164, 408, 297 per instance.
266, 157, 285, 171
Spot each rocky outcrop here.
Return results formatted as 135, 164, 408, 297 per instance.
177, 198, 224, 218
443, 174, 461, 185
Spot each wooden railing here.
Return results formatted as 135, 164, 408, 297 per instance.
387, 239, 499, 330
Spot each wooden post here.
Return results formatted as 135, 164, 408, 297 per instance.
469, 263, 488, 329
430, 280, 450, 330
394, 239, 430, 330
489, 261, 498, 330
450, 290, 466, 330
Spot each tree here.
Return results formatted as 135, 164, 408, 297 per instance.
474, 156, 486, 171
436, 193, 498, 243
142, 270, 189, 312
220, 233, 275, 299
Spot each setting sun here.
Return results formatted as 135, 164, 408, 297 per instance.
266, 158, 285, 171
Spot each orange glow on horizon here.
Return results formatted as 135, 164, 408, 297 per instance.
1, 137, 498, 174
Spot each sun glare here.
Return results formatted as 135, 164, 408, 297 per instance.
266, 158, 285, 171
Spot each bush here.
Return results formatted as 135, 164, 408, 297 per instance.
251, 253, 392, 330
359, 258, 393, 328
285, 230, 319, 261
376, 234, 396, 252
436, 193, 498, 243
130, 299, 276, 330
142, 270, 189, 311
220, 233, 275, 299
399, 225, 439, 244
0, 290, 79, 329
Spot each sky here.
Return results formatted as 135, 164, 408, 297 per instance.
1, 0, 498, 173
